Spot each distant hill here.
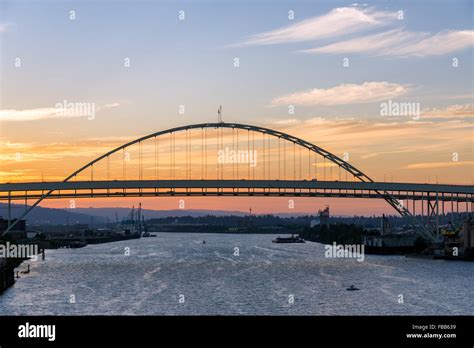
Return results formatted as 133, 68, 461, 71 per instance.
73, 207, 252, 220
0, 203, 311, 226
1, 203, 434, 229
71, 207, 315, 220
0, 203, 107, 225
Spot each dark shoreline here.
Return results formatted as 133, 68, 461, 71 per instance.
0, 257, 26, 294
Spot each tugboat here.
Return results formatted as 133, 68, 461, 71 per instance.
272, 234, 305, 243
142, 231, 156, 237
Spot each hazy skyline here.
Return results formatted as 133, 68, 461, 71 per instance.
1, 0, 472, 215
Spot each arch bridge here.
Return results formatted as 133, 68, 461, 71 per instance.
2, 122, 473, 242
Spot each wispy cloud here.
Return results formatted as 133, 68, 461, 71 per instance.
447, 94, 474, 100
266, 116, 473, 154
300, 29, 474, 57
270, 81, 410, 106
0, 103, 120, 122
229, 7, 397, 47
0, 136, 136, 163
0, 107, 69, 122
394, 30, 474, 57
405, 161, 474, 169
0, 140, 30, 149
421, 104, 474, 119
360, 149, 416, 159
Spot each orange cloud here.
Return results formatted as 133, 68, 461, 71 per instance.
405, 161, 474, 169
270, 82, 409, 106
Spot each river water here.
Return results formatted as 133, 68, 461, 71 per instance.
0, 233, 472, 315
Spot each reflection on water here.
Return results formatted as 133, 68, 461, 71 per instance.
0, 233, 473, 315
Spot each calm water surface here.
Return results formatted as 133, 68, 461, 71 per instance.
0, 233, 472, 315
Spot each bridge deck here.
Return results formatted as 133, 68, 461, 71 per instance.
1, 180, 472, 202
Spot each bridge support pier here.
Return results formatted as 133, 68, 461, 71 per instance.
7, 191, 11, 228
441, 193, 445, 226
425, 195, 439, 238
436, 192, 439, 240
421, 193, 424, 226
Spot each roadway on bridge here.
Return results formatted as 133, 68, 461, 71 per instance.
1, 180, 472, 202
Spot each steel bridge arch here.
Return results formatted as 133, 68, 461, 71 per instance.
3, 122, 435, 240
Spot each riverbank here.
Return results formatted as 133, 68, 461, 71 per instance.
38, 233, 141, 249
0, 257, 26, 294
0, 239, 44, 294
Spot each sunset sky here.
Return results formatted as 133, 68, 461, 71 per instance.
0, 0, 472, 215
